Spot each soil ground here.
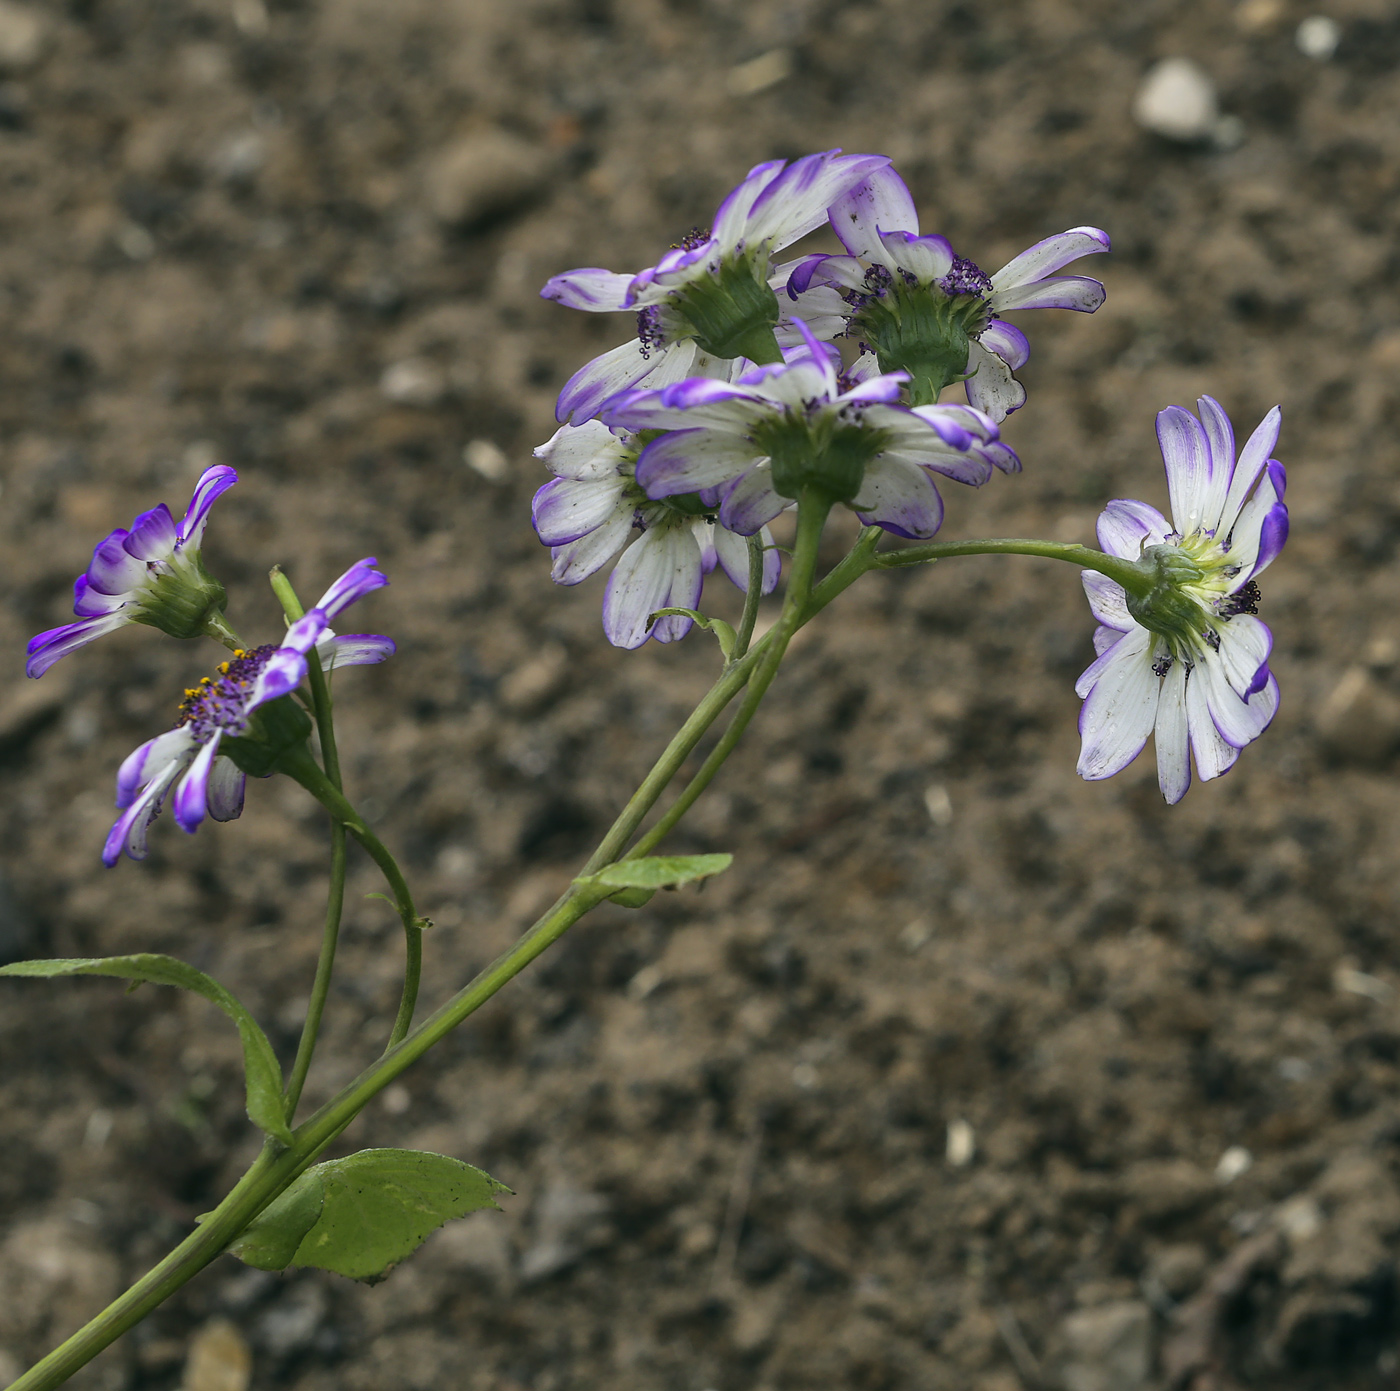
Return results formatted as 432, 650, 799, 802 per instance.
3, 0, 1400, 1388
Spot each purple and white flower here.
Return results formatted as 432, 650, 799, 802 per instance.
783, 166, 1109, 418
540, 150, 890, 424
601, 327, 1017, 544
1076, 398, 1287, 804
533, 420, 781, 650
27, 466, 240, 678
104, 559, 394, 865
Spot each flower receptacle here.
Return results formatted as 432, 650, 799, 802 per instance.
130, 558, 229, 642
223, 698, 316, 779
857, 283, 988, 406
673, 257, 784, 364
1123, 544, 1212, 647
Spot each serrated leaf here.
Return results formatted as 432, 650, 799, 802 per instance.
0, 954, 291, 1144
227, 1172, 326, 1270
231, 1149, 509, 1282
587, 853, 733, 891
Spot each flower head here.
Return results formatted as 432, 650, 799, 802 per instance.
601, 324, 1017, 544
540, 150, 891, 423
532, 420, 781, 650
783, 166, 1109, 416
1076, 398, 1287, 803
104, 559, 394, 865
27, 466, 239, 678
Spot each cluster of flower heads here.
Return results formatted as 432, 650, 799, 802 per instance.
535, 150, 1106, 650
26, 467, 395, 862
535, 150, 1288, 800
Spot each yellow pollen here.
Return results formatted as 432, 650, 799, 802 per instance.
217, 662, 230, 674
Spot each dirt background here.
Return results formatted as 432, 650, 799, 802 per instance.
3, 0, 1400, 1387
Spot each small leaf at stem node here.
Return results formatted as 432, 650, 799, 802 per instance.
228, 1149, 510, 1282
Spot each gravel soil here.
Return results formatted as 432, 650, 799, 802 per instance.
3, 1, 1400, 1388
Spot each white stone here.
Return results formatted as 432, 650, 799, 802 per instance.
380, 357, 446, 407
464, 438, 509, 481
0, 3, 48, 72
1132, 58, 1218, 143
946, 1118, 975, 1167
1296, 16, 1340, 60
1215, 1145, 1253, 1184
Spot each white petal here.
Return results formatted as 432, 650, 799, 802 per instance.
1076, 628, 1159, 779
990, 227, 1110, 291
550, 504, 634, 584
1184, 663, 1239, 781
534, 419, 627, 482
963, 339, 1025, 422
556, 339, 658, 424
850, 456, 945, 539
207, 756, 247, 822
1157, 405, 1214, 535
1082, 571, 1133, 631
1213, 616, 1272, 699
532, 476, 628, 545
828, 165, 920, 261
1218, 406, 1282, 539
1153, 659, 1191, 803
1096, 498, 1173, 558
602, 528, 703, 648
1195, 395, 1236, 533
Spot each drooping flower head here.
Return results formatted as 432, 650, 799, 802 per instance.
27, 466, 239, 678
540, 150, 891, 423
104, 559, 394, 865
532, 420, 781, 650
1076, 398, 1287, 803
602, 322, 1018, 547
783, 166, 1109, 417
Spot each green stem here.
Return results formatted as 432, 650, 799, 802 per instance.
8, 879, 618, 1391
729, 533, 768, 664
282, 751, 424, 1048
284, 823, 346, 1118
874, 536, 1153, 595
629, 491, 831, 859
269, 570, 349, 1117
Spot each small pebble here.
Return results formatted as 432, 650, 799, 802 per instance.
464, 438, 509, 481
1132, 58, 1218, 143
380, 357, 446, 407
179, 1318, 251, 1391
1215, 1145, 1253, 1184
946, 1118, 976, 1167
0, 2, 48, 72
1296, 15, 1341, 60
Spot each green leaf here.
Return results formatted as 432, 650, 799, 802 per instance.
231, 1149, 510, 1283
0, 954, 292, 1145
586, 853, 733, 892
646, 607, 738, 661
606, 886, 656, 909
226, 1172, 326, 1270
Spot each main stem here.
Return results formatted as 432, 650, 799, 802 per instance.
630, 492, 830, 858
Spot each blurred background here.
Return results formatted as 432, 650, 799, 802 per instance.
1, 0, 1399, 1387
